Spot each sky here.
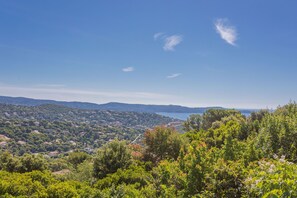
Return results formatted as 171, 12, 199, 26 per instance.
0, 0, 297, 109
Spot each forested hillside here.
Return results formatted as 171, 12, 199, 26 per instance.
0, 102, 297, 197
0, 104, 178, 155
0, 96, 255, 114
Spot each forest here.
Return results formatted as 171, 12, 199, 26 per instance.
0, 102, 297, 197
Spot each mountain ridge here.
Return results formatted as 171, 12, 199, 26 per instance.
0, 95, 256, 114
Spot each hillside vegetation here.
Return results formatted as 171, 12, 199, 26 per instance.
0, 104, 178, 155
0, 102, 297, 197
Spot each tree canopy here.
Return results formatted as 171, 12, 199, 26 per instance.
1, 102, 297, 197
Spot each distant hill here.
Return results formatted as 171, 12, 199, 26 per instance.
0, 103, 177, 129
96, 102, 225, 113
0, 103, 178, 155
0, 95, 256, 114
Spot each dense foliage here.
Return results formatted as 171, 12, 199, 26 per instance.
0, 104, 178, 155
1, 102, 297, 197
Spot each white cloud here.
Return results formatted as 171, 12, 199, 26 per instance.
0, 85, 175, 104
34, 84, 66, 88
163, 35, 183, 51
122, 67, 134, 72
154, 33, 183, 51
153, 32, 165, 40
167, 73, 182, 79
214, 18, 237, 46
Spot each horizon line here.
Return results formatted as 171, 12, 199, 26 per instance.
0, 95, 268, 110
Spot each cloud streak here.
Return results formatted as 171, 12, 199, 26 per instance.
214, 18, 237, 46
154, 33, 183, 51
0, 85, 177, 105
163, 35, 183, 51
167, 73, 182, 79
153, 32, 165, 40
122, 67, 134, 72
34, 84, 66, 88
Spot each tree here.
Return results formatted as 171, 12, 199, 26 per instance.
183, 114, 203, 131
143, 126, 185, 163
208, 159, 244, 197
95, 165, 151, 190
255, 104, 297, 162
0, 151, 21, 172
151, 160, 186, 197
93, 140, 132, 179
249, 109, 269, 123
67, 152, 89, 168
202, 109, 243, 130
19, 154, 48, 173
47, 182, 79, 198
244, 158, 297, 197
182, 142, 209, 197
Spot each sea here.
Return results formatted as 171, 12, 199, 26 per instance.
157, 112, 199, 121
157, 112, 252, 121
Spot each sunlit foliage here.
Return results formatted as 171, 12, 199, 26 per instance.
1, 102, 297, 197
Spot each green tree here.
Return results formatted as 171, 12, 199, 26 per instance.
151, 160, 186, 197
67, 152, 89, 168
202, 109, 243, 130
181, 142, 209, 197
47, 182, 79, 198
244, 159, 297, 197
93, 140, 132, 179
143, 126, 185, 163
95, 165, 151, 190
19, 154, 48, 173
183, 114, 203, 131
208, 159, 245, 197
0, 151, 21, 172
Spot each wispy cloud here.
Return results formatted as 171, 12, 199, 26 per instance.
214, 18, 237, 46
167, 73, 182, 79
0, 85, 174, 104
122, 67, 134, 72
34, 84, 66, 88
153, 32, 165, 40
163, 35, 183, 51
154, 33, 183, 51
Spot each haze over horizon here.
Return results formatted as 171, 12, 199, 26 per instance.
1, 1, 297, 109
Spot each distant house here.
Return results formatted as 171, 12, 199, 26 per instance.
31, 130, 41, 135
55, 139, 62, 144
0, 141, 7, 147
17, 141, 26, 145
0, 134, 10, 141
83, 147, 94, 154
166, 121, 183, 128
69, 141, 76, 146
52, 169, 71, 176
48, 151, 59, 157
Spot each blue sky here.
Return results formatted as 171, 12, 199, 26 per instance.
0, 0, 297, 108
